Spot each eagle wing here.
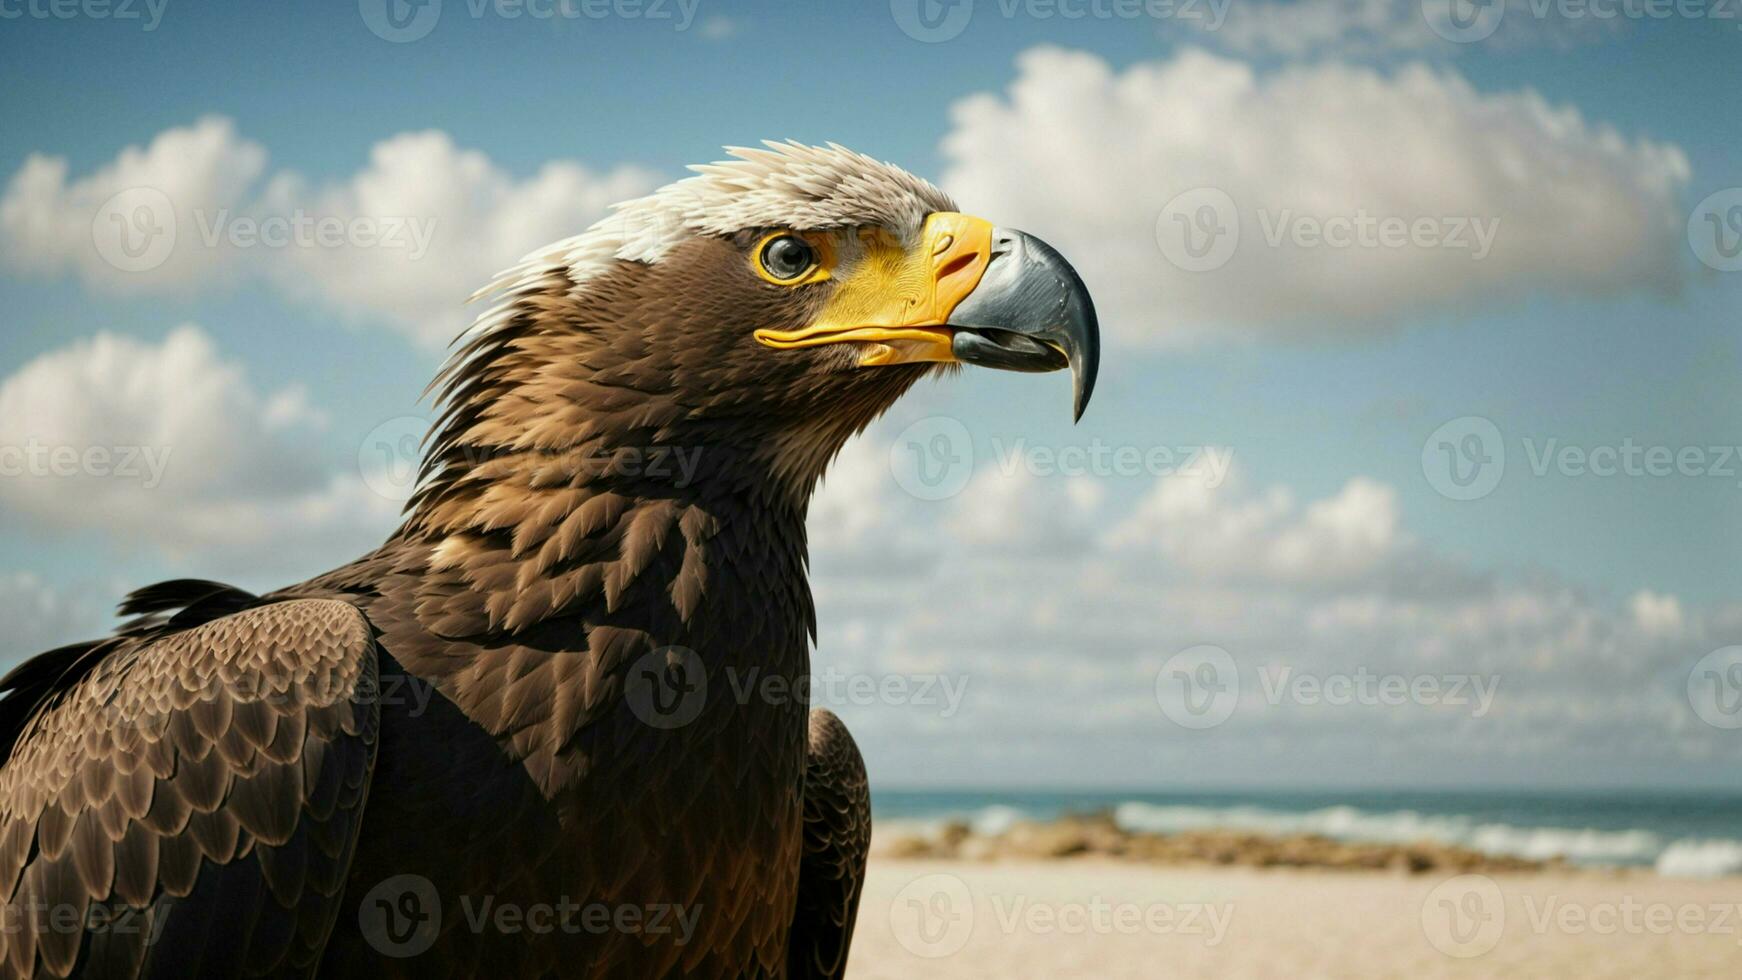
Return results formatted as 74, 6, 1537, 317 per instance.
0, 596, 380, 979
788, 709, 871, 980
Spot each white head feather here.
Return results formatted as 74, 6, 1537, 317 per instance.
462, 141, 956, 340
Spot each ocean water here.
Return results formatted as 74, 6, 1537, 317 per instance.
872, 788, 1742, 877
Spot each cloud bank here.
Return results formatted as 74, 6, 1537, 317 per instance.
0, 118, 658, 347
941, 47, 1690, 345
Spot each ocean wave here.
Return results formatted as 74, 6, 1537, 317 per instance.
877, 805, 1032, 842
1109, 801, 1675, 866
1655, 839, 1742, 877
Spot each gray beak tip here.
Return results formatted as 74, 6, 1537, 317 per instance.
946, 226, 1102, 423
1070, 309, 1100, 423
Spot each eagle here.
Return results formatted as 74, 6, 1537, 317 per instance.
0, 142, 1097, 978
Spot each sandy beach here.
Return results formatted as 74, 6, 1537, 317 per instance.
850, 859, 1742, 978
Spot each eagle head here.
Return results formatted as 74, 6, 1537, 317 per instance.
421, 141, 1097, 520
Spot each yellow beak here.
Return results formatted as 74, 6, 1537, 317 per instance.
753, 212, 996, 366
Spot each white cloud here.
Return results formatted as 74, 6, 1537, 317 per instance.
0, 117, 266, 290
1631, 589, 1685, 638
945, 466, 1104, 555
1111, 471, 1403, 585
0, 326, 399, 575
809, 422, 1727, 785
260, 131, 658, 345
940, 47, 1690, 346
0, 118, 659, 347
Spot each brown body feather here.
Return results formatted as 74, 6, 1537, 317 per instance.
0, 234, 915, 976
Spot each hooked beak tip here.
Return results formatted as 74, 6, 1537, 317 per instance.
946, 226, 1100, 421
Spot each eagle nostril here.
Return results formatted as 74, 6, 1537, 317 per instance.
937, 252, 978, 281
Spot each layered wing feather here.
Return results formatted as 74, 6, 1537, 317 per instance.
787, 709, 870, 980
0, 598, 380, 979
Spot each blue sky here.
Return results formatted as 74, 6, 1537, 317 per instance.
0, 0, 1738, 787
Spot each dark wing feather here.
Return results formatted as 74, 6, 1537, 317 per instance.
0, 580, 263, 767
114, 580, 258, 620
788, 709, 871, 980
0, 598, 379, 979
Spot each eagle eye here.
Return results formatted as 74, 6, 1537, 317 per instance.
757, 234, 818, 283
